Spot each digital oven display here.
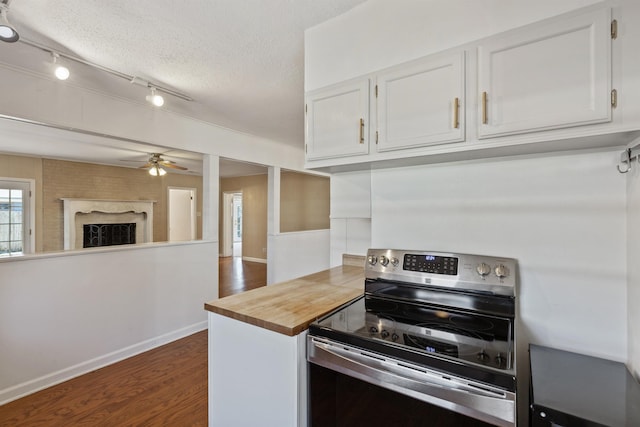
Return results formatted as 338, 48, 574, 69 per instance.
403, 254, 458, 275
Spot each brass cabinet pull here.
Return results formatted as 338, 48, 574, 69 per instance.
453, 97, 460, 129
359, 118, 364, 144
481, 91, 488, 124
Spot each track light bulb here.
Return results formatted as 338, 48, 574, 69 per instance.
151, 94, 164, 107
146, 87, 164, 107
52, 53, 70, 80
55, 65, 70, 80
0, 5, 19, 43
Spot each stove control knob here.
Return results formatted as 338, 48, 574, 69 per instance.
495, 353, 505, 367
476, 263, 491, 277
494, 264, 509, 279
390, 257, 400, 267
477, 350, 490, 362
391, 332, 400, 342
379, 256, 389, 267
367, 255, 378, 266
369, 326, 378, 334
381, 330, 390, 339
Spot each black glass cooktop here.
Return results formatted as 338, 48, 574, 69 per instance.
310, 293, 516, 391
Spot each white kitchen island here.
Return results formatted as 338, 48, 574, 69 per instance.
204, 263, 364, 427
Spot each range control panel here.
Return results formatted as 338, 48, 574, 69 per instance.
403, 254, 458, 275
365, 249, 517, 297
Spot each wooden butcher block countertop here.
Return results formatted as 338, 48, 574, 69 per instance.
204, 259, 365, 336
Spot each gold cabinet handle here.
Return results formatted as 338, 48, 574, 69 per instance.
453, 97, 460, 129
481, 91, 488, 124
359, 118, 364, 144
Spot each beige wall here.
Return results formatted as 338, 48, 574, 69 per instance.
280, 171, 329, 233
0, 154, 202, 252
219, 174, 268, 260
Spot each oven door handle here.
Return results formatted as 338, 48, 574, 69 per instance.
309, 338, 516, 427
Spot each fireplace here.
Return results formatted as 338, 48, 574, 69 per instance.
83, 223, 137, 248
61, 199, 155, 250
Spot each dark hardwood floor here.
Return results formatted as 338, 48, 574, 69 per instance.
218, 256, 267, 298
0, 257, 267, 426
0, 331, 208, 427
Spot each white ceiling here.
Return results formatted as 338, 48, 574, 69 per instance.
4, 0, 367, 149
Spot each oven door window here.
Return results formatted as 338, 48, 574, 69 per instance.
309, 362, 501, 427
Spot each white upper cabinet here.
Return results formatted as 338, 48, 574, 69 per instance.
477, 8, 612, 139
377, 51, 465, 151
304, 5, 636, 171
305, 78, 370, 160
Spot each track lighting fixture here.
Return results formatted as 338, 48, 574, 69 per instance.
52, 53, 70, 80
146, 86, 165, 107
148, 164, 167, 176
0, 0, 19, 43
18, 39, 193, 104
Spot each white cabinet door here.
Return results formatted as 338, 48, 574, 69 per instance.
377, 51, 465, 151
305, 79, 370, 160
477, 7, 611, 139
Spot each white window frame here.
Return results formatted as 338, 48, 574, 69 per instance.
0, 178, 35, 256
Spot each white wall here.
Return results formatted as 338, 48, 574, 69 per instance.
627, 140, 640, 380
370, 149, 627, 361
329, 170, 372, 266
267, 230, 330, 284
305, 0, 602, 92
0, 241, 218, 404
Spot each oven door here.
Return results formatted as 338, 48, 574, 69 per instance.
308, 336, 516, 427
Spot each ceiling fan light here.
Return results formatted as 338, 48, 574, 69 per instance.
0, 7, 19, 43
148, 164, 166, 176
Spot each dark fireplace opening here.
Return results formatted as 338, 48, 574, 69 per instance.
83, 223, 136, 248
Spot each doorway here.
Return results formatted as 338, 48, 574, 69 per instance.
168, 187, 196, 242
232, 193, 242, 257
222, 191, 243, 257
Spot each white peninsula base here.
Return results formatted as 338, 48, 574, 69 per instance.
208, 312, 308, 427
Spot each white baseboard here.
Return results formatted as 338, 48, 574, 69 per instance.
242, 256, 267, 264
0, 321, 207, 405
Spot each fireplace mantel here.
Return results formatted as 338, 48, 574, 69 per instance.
61, 199, 156, 250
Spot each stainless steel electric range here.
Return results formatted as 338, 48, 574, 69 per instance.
308, 249, 518, 427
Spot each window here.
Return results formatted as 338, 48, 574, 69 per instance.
0, 180, 32, 257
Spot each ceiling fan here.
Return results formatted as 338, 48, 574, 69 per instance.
139, 153, 188, 176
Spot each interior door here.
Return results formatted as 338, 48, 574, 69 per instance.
168, 187, 196, 242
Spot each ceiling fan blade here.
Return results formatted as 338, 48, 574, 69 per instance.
162, 163, 188, 170
138, 162, 154, 169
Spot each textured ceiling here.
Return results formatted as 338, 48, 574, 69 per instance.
5, 0, 366, 148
